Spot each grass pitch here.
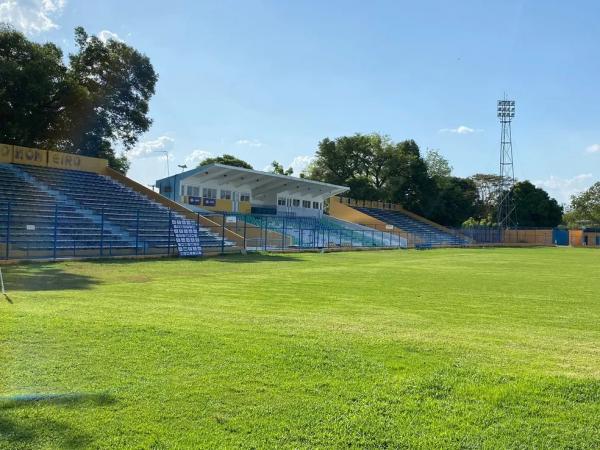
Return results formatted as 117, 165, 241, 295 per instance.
1, 248, 599, 449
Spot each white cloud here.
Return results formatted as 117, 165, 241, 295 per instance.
185, 149, 213, 167
128, 136, 175, 161
439, 125, 482, 134
236, 139, 262, 148
533, 173, 594, 204
97, 29, 123, 43
289, 155, 315, 175
585, 144, 600, 154
0, 0, 66, 34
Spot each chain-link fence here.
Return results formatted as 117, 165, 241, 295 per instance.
0, 202, 237, 261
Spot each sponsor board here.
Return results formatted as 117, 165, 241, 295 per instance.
171, 219, 202, 257
188, 196, 201, 205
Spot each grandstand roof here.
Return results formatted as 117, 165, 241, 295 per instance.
156, 163, 349, 198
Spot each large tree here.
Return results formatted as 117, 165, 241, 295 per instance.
469, 173, 504, 223
425, 149, 452, 179
198, 154, 253, 169
0, 25, 158, 172
564, 181, 600, 226
307, 134, 436, 211
509, 181, 563, 227
385, 139, 437, 216
429, 177, 478, 227
0, 25, 66, 149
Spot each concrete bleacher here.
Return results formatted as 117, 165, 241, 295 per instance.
0, 164, 131, 255
352, 206, 469, 247
0, 163, 229, 259
241, 213, 406, 249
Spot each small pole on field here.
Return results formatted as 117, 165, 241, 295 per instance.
0, 266, 10, 302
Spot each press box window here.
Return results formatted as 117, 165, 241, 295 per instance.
240, 192, 250, 202
292, 199, 300, 207
277, 198, 286, 206
220, 190, 232, 200
202, 188, 217, 199
302, 200, 311, 208
313, 202, 320, 209
187, 186, 200, 196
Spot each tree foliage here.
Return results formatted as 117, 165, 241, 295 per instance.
565, 182, 600, 226
469, 173, 503, 221
308, 133, 563, 227
198, 154, 253, 169
429, 177, 478, 227
308, 134, 437, 217
270, 161, 293, 175
510, 181, 563, 227
0, 25, 66, 149
425, 149, 452, 179
0, 25, 158, 172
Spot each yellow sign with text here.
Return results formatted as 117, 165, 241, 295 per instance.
0, 143, 108, 173
12, 146, 47, 167
47, 151, 107, 173
0, 144, 12, 163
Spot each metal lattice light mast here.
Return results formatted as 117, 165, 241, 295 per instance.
497, 98, 516, 228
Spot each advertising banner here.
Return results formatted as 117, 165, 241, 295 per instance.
188, 196, 201, 205
171, 219, 202, 257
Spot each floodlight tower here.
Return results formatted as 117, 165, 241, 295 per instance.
497, 98, 517, 228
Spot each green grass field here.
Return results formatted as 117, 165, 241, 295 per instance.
1, 248, 599, 449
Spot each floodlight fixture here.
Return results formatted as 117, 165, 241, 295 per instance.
497, 100, 516, 120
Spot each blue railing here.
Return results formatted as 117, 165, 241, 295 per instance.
0, 201, 235, 261
2, 199, 572, 262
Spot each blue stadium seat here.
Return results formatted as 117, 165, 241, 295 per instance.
240, 213, 405, 249
352, 206, 470, 247
0, 163, 231, 258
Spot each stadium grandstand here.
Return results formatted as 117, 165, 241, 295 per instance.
3, 143, 591, 262
156, 164, 480, 250
0, 144, 415, 261
156, 165, 412, 250
0, 144, 238, 260
328, 197, 472, 248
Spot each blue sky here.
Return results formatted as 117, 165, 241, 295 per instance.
2, 0, 599, 203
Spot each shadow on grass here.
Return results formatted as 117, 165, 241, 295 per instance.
209, 253, 302, 263
82, 253, 303, 264
1, 265, 100, 292
0, 392, 115, 410
0, 392, 115, 449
